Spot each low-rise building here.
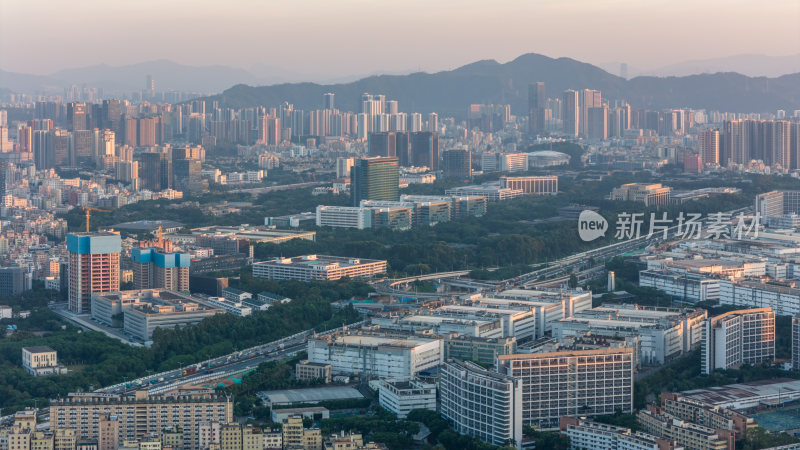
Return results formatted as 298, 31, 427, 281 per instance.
221, 287, 252, 303
91, 290, 223, 342
202, 297, 252, 317
639, 270, 720, 302
718, 279, 800, 316
637, 406, 735, 450
659, 393, 755, 438
307, 330, 441, 378
271, 407, 330, 423
295, 360, 332, 383
610, 183, 671, 206
252, 255, 387, 282
445, 184, 523, 201
499, 176, 558, 195
22, 346, 67, 376
559, 417, 681, 450
553, 304, 706, 366
378, 378, 436, 419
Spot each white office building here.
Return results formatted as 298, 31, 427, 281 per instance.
467, 288, 593, 338
552, 305, 707, 366
203, 296, 253, 317
718, 279, 800, 316
498, 348, 635, 429
371, 314, 503, 338
378, 378, 437, 419
307, 331, 442, 378
639, 270, 720, 302
701, 307, 775, 374
315, 206, 373, 229
434, 304, 537, 340
440, 360, 523, 448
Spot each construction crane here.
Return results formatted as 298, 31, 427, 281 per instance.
82, 206, 111, 232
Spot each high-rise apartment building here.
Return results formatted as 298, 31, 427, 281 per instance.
67, 232, 121, 313
367, 132, 396, 157
701, 308, 775, 375
0, 266, 27, 296
138, 152, 172, 191
410, 131, 439, 169
699, 129, 720, 166
562, 90, 579, 137
792, 314, 800, 372
587, 106, 608, 140
351, 157, 399, 206
581, 89, 602, 136
528, 82, 546, 134
323, 92, 335, 110
131, 247, 190, 291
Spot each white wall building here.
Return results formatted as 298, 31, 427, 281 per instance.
718, 279, 800, 316
701, 307, 775, 374
469, 288, 593, 338
378, 378, 437, 419
307, 332, 442, 378
552, 305, 707, 366
434, 304, 537, 340
639, 270, 720, 302
440, 360, 523, 448
315, 206, 373, 229
203, 297, 252, 317
498, 348, 635, 429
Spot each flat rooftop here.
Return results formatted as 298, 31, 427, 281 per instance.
400, 314, 497, 326
23, 346, 56, 353
189, 225, 316, 242
324, 334, 436, 348
258, 254, 385, 268
437, 304, 533, 316
112, 220, 184, 231
260, 386, 364, 405
681, 379, 800, 408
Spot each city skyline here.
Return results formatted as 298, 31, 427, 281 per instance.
1, 0, 799, 79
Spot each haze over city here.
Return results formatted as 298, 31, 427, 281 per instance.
2, 0, 799, 80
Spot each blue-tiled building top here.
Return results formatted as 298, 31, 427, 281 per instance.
131, 247, 190, 268
67, 233, 121, 255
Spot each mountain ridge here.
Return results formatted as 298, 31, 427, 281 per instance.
199, 53, 800, 116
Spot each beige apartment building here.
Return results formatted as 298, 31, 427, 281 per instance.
49, 391, 232, 449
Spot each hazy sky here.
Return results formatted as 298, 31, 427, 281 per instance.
2, 0, 799, 78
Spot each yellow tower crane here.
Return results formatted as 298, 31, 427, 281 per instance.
82, 206, 111, 232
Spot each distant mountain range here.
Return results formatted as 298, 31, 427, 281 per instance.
601, 53, 800, 78
0, 60, 408, 94
199, 53, 800, 117
2, 54, 799, 115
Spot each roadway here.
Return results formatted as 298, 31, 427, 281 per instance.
98, 320, 367, 395
50, 303, 145, 347
508, 206, 753, 287
228, 181, 326, 196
